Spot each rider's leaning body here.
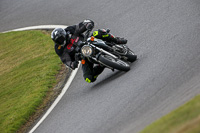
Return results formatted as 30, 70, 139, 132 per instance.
51, 20, 127, 83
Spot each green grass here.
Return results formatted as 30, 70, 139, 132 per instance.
0, 30, 61, 133
140, 95, 200, 133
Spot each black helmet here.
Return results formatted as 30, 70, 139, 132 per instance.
51, 28, 69, 45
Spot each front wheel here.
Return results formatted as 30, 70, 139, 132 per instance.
98, 54, 130, 71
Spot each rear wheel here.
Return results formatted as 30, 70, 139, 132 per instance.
126, 49, 137, 62
99, 54, 130, 71
113, 45, 137, 63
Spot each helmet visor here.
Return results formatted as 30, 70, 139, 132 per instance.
56, 36, 65, 44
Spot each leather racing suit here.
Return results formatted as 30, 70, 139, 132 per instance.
54, 20, 127, 83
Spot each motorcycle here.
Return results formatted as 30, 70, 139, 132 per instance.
75, 29, 137, 72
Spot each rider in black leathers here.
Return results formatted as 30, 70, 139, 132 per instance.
51, 20, 127, 83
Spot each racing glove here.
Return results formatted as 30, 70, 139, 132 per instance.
86, 23, 94, 31
84, 20, 94, 31
70, 61, 79, 70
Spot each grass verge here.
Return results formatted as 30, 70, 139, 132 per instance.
140, 95, 200, 133
0, 30, 62, 133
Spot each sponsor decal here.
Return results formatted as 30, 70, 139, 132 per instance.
67, 39, 75, 50
75, 37, 79, 42
67, 43, 73, 50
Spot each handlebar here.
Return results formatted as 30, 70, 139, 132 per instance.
74, 30, 91, 61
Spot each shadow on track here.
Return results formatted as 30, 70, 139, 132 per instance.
91, 58, 139, 88
91, 70, 127, 89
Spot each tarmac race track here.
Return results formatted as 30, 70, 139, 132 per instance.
1, 0, 200, 133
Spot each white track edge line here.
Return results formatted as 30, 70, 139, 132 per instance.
2, 25, 67, 33
29, 64, 80, 133
2, 25, 80, 133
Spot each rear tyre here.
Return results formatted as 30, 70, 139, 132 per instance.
126, 49, 137, 62
99, 54, 130, 71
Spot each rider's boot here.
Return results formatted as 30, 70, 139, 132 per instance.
115, 37, 127, 44
93, 65, 105, 80
109, 35, 127, 44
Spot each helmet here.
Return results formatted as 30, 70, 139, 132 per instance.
51, 28, 69, 45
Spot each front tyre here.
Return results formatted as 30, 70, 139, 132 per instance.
99, 54, 130, 71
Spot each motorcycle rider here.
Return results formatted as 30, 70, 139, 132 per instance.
51, 20, 127, 83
